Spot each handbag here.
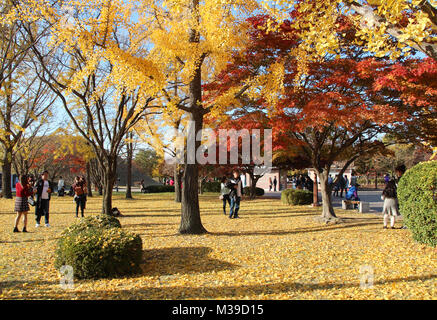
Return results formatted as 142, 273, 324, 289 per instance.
219, 195, 224, 200
28, 196, 36, 206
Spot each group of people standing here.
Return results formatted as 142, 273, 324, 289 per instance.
220, 170, 243, 219
13, 171, 52, 232
290, 175, 314, 191
12, 171, 89, 233
331, 174, 349, 198
268, 176, 278, 192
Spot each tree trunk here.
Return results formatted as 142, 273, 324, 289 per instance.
1, 148, 13, 199
312, 171, 320, 206
318, 170, 337, 220
126, 159, 132, 199
102, 158, 117, 215
126, 137, 133, 199
374, 172, 378, 190
198, 178, 204, 194
86, 162, 93, 197
178, 0, 207, 234
180, 160, 206, 234
174, 165, 182, 203
179, 112, 207, 234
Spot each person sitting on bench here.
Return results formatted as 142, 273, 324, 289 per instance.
345, 183, 360, 208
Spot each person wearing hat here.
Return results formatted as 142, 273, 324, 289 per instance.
34, 171, 54, 227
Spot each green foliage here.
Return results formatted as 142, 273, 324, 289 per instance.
202, 181, 221, 193
398, 161, 437, 247
243, 186, 265, 197
143, 185, 175, 193
134, 148, 161, 177
281, 189, 313, 206
55, 216, 142, 279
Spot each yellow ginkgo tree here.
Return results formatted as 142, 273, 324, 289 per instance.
0, 14, 55, 198
261, 0, 437, 61
4, 0, 262, 233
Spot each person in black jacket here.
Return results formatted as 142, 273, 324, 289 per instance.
226, 170, 242, 219
34, 171, 53, 227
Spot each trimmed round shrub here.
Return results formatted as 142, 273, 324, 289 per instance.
243, 186, 265, 197
143, 185, 175, 193
55, 227, 143, 279
398, 161, 437, 247
202, 181, 221, 193
62, 215, 121, 235
282, 189, 313, 205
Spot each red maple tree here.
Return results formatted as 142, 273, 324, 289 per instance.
205, 13, 405, 220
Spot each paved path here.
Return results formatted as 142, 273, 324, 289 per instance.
264, 189, 384, 213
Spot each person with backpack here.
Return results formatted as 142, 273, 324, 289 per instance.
227, 170, 242, 219
73, 176, 88, 218
220, 176, 231, 215
346, 183, 360, 209
13, 174, 34, 233
381, 180, 400, 229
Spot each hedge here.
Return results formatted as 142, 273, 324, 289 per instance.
243, 186, 265, 197
142, 185, 175, 193
202, 181, 221, 193
398, 161, 437, 247
281, 189, 313, 205
55, 216, 143, 279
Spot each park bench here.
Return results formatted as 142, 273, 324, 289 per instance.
342, 200, 370, 213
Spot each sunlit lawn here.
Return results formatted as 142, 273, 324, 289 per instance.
0, 192, 436, 300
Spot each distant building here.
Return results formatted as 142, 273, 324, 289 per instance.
307, 162, 355, 184
243, 167, 288, 191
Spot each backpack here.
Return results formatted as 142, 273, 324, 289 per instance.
111, 207, 123, 217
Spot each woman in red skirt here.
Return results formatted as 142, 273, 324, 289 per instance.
14, 174, 34, 233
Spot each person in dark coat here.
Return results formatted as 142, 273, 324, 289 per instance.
34, 171, 53, 227
227, 170, 242, 219
339, 175, 347, 198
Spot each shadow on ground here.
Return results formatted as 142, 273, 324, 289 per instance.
38, 273, 437, 300
140, 246, 238, 277
210, 219, 381, 237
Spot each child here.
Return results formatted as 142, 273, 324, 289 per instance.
381, 180, 399, 229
